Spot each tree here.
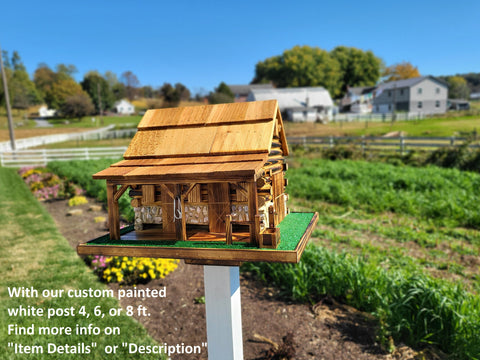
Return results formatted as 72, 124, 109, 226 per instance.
252, 45, 342, 97
34, 63, 83, 109
112, 82, 126, 101
81, 71, 115, 113
174, 83, 191, 101
330, 46, 382, 96
34, 64, 56, 100
0, 50, 41, 109
208, 82, 234, 104
383, 62, 420, 82
46, 77, 84, 109
159, 83, 180, 107
141, 85, 154, 98
60, 92, 94, 120
446, 76, 470, 99
121, 71, 140, 100
159, 82, 191, 107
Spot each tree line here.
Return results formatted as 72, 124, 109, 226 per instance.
252, 45, 478, 100
1, 46, 477, 121
0, 50, 200, 120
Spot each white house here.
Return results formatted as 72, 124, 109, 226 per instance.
247, 87, 334, 122
38, 105, 56, 117
114, 99, 135, 115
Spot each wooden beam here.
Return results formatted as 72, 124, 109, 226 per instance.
225, 214, 232, 245
254, 215, 261, 246
106, 182, 120, 240
208, 183, 230, 233
160, 183, 175, 199
113, 184, 129, 202
161, 184, 175, 232
247, 181, 258, 245
174, 184, 186, 241
182, 183, 197, 200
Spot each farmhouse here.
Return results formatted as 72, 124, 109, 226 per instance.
113, 99, 135, 115
372, 76, 448, 115
247, 87, 334, 122
89, 100, 314, 254
340, 86, 376, 113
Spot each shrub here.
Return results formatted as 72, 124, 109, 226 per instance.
68, 195, 88, 206
91, 255, 179, 285
48, 159, 135, 221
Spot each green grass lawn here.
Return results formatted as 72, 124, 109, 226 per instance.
0, 168, 165, 360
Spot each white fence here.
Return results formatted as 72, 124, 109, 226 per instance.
288, 135, 480, 154
0, 147, 127, 168
331, 112, 426, 122
0, 125, 117, 152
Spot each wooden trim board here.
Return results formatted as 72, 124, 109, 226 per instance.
77, 212, 318, 264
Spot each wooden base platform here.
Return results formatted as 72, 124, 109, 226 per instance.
77, 212, 318, 264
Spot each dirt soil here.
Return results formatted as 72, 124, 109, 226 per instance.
42, 197, 426, 360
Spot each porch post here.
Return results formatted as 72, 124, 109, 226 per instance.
106, 181, 120, 240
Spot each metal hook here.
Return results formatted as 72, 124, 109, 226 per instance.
173, 195, 182, 220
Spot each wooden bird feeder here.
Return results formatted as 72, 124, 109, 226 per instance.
78, 100, 318, 265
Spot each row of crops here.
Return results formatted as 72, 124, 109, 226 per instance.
48, 157, 480, 359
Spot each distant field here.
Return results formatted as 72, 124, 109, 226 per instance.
285, 115, 480, 137
2, 104, 480, 145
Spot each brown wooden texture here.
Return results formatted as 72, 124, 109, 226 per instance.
207, 183, 230, 233
272, 171, 287, 224
186, 184, 202, 203
276, 108, 289, 156
77, 213, 319, 264
247, 181, 259, 245
112, 154, 267, 167
161, 184, 175, 232
142, 185, 155, 204
233, 182, 248, 202
106, 183, 120, 240
225, 214, 232, 245
93, 160, 265, 182
113, 185, 129, 201
137, 100, 277, 130
174, 184, 187, 241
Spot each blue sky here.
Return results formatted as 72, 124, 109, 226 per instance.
1, 0, 479, 94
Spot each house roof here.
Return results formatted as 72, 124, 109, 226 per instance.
93, 100, 288, 182
247, 87, 333, 110
228, 84, 274, 96
377, 76, 448, 91
347, 86, 377, 96
114, 99, 133, 107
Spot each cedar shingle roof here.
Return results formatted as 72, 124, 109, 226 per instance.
93, 100, 288, 182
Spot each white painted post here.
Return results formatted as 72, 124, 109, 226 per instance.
204, 266, 243, 360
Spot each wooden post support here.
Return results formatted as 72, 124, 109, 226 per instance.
247, 181, 258, 245
106, 182, 120, 240
225, 214, 232, 245
204, 266, 243, 360
175, 184, 187, 241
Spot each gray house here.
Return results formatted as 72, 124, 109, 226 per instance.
373, 76, 448, 115
247, 87, 334, 122
228, 84, 274, 102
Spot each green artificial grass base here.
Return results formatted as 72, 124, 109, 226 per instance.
86, 212, 316, 251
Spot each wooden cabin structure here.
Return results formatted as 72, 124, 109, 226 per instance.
93, 100, 291, 249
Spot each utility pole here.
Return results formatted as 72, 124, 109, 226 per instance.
0, 43, 16, 150
97, 82, 103, 126
391, 83, 397, 123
